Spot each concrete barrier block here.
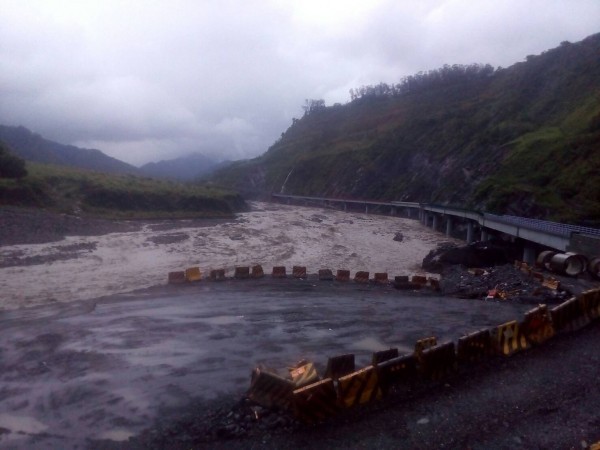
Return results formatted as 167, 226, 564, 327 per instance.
521, 304, 554, 345
251, 264, 264, 278
318, 269, 334, 280
373, 273, 389, 284
414, 336, 437, 361
272, 266, 287, 278
184, 267, 202, 282
325, 354, 355, 380
337, 365, 382, 408
551, 297, 590, 332
428, 277, 440, 291
234, 266, 250, 279
491, 320, 529, 356
372, 348, 399, 366
376, 354, 417, 393
292, 266, 307, 279
457, 329, 493, 364
354, 271, 369, 284
168, 271, 186, 284
248, 367, 294, 410
419, 342, 456, 380
210, 269, 226, 281
411, 275, 427, 285
289, 362, 319, 388
293, 378, 339, 424
336, 269, 350, 282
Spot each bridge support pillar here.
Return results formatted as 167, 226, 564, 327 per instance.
481, 228, 489, 241
406, 208, 412, 218
523, 245, 536, 265
365, 204, 369, 214
343, 202, 347, 212
466, 221, 474, 244
432, 214, 439, 231
391, 207, 396, 216
445, 217, 453, 237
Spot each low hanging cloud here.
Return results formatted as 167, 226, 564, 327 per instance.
1, 0, 599, 166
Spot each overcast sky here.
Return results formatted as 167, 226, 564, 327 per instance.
1, 0, 599, 166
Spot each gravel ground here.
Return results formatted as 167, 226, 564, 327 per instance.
0, 207, 140, 246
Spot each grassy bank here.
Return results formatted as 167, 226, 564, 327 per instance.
0, 162, 247, 219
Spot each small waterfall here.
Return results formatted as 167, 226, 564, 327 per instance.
280, 167, 294, 194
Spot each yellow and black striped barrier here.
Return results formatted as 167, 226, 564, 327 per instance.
248, 367, 295, 411
580, 288, 600, 321
185, 267, 202, 282
325, 354, 355, 380
457, 328, 493, 364
415, 336, 437, 362
521, 304, 554, 345
337, 365, 382, 408
550, 297, 590, 332
289, 362, 319, 388
419, 342, 456, 381
491, 320, 529, 356
292, 378, 339, 424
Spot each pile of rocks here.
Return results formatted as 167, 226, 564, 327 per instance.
438, 264, 570, 303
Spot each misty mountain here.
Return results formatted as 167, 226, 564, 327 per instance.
0, 125, 138, 174
211, 33, 600, 225
139, 153, 224, 181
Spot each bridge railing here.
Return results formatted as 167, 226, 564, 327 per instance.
272, 193, 600, 239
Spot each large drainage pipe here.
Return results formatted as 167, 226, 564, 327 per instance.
536, 250, 556, 270
588, 257, 600, 279
548, 253, 588, 276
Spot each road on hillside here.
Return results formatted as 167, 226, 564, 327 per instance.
0, 279, 531, 449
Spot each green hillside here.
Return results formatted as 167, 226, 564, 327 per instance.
0, 156, 246, 219
212, 34, 600, 225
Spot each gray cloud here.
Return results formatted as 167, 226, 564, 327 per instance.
1, 0, 599, 166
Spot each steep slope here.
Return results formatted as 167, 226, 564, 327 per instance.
0, 125, 138, 174
212, 33, 600, 225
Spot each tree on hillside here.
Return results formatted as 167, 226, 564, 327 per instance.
302, 99, 326, 116
0, 142, 27, 178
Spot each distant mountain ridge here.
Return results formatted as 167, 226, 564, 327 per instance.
0, 125, 138, 174
139, 153, 225, 181
211, 33, 600, 224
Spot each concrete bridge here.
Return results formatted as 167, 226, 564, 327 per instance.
271, 193, 600, 263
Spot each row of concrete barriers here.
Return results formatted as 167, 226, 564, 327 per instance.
167, 265, 440, 290
246, 288, 600, 424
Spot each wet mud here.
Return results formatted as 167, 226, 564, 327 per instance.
0, 280, 531, 448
